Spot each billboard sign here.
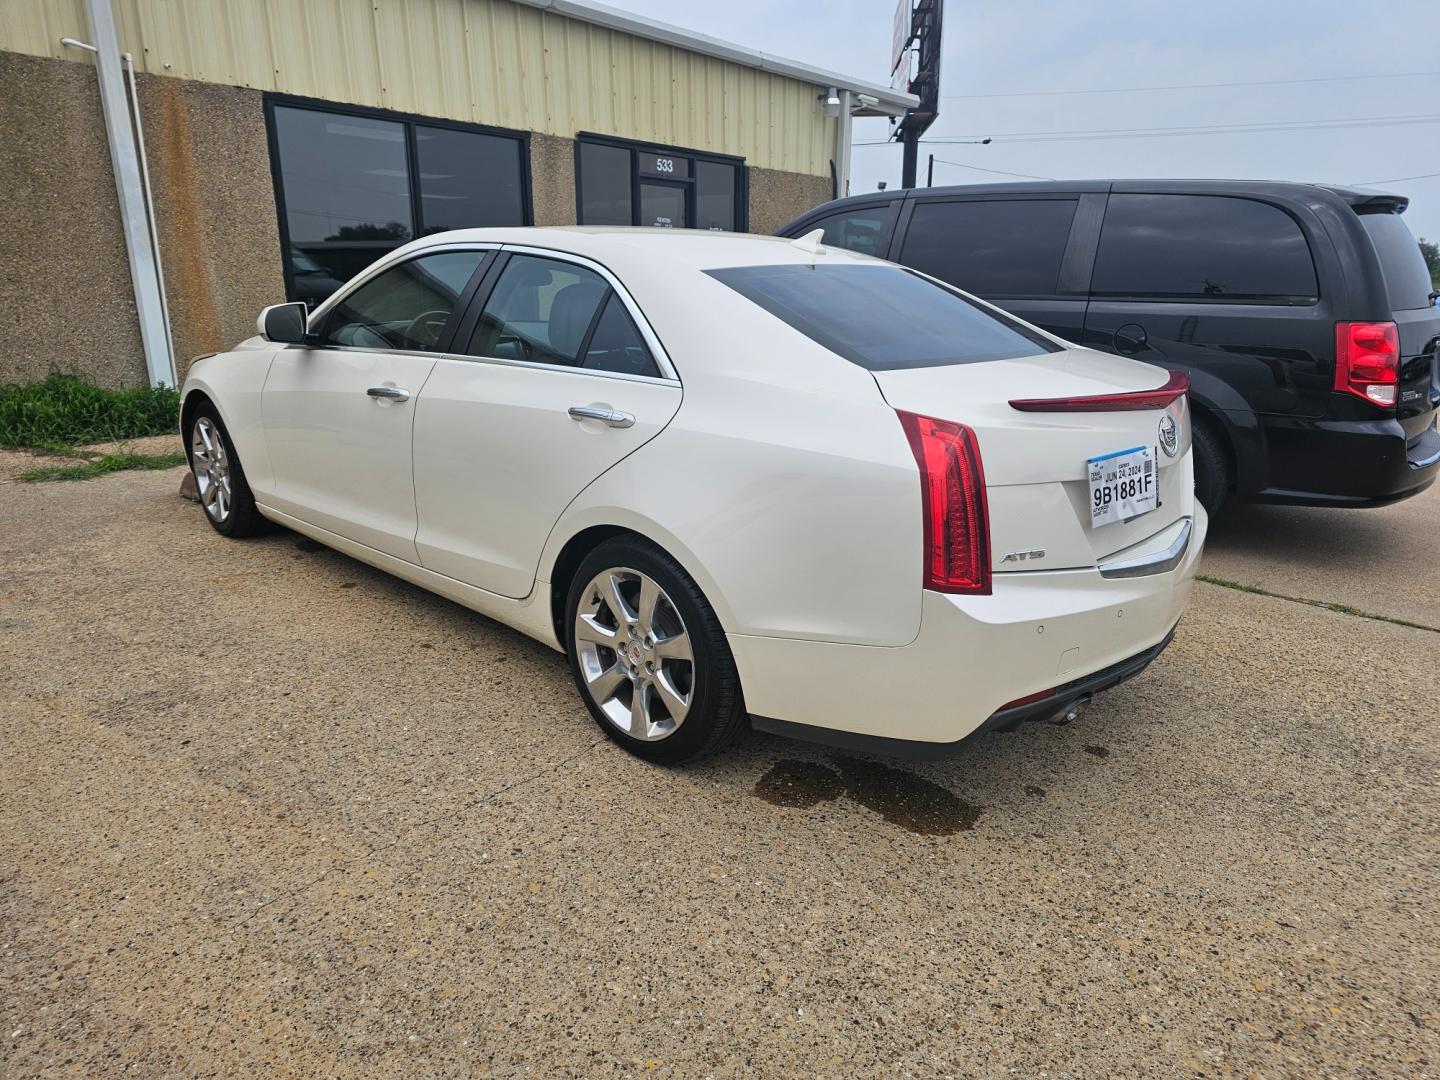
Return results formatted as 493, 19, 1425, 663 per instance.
891, 0, 913, 76
891, 45, 913, 93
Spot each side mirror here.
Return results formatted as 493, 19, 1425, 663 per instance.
258, 302, 309, 344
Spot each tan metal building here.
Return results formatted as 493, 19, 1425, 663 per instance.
0, 0, 914, 387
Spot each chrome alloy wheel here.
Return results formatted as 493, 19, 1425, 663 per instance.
574, 567, 694, 741
190, 416, 233, 523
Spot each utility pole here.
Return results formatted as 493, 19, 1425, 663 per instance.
901, 129, 920, 189
926, 153, 934, 187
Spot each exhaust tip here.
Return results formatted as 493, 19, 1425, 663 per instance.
1050, 696, 1090, 726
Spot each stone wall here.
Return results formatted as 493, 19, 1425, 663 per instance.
136, 73, 286, 382
529, 133, 577, 226
746, 166, 834, 236
0, 50, 146, 388
0, 52, 285, 388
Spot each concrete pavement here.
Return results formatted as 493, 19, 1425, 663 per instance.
1202, 484, 1439, 630
2, 468, 1436, 1076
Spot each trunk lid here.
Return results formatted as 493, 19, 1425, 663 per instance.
873, 347, 1195, 571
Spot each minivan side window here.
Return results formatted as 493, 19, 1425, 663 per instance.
1092, 194, 1318, 302
809, 205, 897, 257
900, 198, 1078, 297
321, 250, 489, 351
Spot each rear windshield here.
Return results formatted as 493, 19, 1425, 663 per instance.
705, 263, 1061, 371
1360, 212, 1434, 311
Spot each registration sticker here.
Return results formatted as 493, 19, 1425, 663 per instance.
1087, 446, 1158, 527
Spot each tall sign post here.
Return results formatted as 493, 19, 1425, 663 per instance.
890, 0, 943, 189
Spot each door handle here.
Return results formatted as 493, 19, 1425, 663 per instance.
367, 386, 410, 402
568, 405, 635, 428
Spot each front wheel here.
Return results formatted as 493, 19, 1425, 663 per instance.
187, 405, 266, 537
565, 537, 745, 764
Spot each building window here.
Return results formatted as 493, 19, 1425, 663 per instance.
267, 99, 529, 306
577, 142, 631, 226
575, 134, 745, 232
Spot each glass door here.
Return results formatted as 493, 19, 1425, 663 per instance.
639, 180, 689, 229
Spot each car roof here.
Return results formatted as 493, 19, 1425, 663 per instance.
796, 178, 1409, 216
391, 226, 884, 271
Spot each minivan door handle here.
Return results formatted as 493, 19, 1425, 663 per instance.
1113, 323, 1148, 355
568, 405, 635, 428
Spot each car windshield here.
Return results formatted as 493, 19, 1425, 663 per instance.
706, 263, 1061, 371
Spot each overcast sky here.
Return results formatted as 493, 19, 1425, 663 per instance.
617, 0, 1440, 242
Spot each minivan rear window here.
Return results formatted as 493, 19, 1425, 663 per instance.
706, 263, 1061, 371
1360, 212, 1435, 311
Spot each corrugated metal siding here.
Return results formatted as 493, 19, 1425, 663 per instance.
0, 0, 837, 174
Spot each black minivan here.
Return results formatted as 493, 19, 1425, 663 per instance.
780, 181, 1440, 514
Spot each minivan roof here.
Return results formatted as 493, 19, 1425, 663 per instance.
820, 179, 1409, 215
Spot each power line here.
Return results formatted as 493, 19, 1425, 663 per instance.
966, 112, 1440, 140
929, 158, 1055, 181
942, 69, 1440, 101
855, 113, 1440, 146
1351, 170, 1440, 185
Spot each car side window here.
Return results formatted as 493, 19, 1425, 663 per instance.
1092, 194, 1319, 301
808, 205, 897, 257
579, 293, 660, 377
899, 198, 1078, 297
466, 255, 621, 369
320, 251, 489, 351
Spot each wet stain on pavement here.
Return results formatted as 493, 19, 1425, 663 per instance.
753, 760, 844, 808
1083, 744, 1110, 758
1024, 784, 1047, 798
754, 756, 980, 835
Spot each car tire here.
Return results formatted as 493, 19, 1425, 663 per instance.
565, 536, 746, 764
186, 403, 267, 538
1191, 417, 1231, 519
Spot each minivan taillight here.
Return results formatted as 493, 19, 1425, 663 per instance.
897, 411, 991, 595
1334, 321, 1400, 407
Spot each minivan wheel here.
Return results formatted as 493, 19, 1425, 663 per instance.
1191, 419, 1231, 519
187, 405, 266, 537
565, 537, 745, 764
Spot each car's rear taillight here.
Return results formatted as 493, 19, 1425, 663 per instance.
896, 411, 991, 595
1334, 321, 1400, 407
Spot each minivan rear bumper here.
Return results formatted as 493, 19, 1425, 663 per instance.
1252, 415, 1439, 507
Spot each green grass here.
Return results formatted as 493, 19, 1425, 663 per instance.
19, 451, 187, 483
0, 375, 180, 452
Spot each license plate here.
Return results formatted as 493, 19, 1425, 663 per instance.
1087, 446, 1158, 527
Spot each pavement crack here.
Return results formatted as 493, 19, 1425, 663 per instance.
1197, 575, 1440, 634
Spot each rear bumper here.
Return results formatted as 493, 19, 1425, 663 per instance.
1251, 415, 1439, 507
735, 505, 1206, 755
754, 626, 1177, 760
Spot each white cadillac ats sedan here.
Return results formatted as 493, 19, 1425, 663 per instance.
182, 227, 1205, 763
